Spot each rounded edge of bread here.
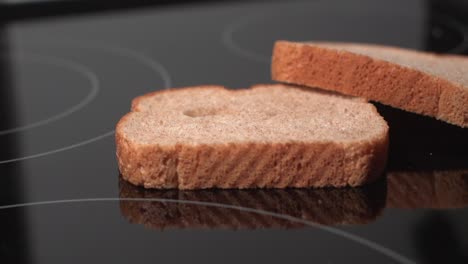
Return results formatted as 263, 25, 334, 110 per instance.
116, 85, 389, 190
271, 41, 468, 128
116, 113, 180, 188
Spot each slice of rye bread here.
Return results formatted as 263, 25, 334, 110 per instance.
116, 84, 389, 190
272, 41, 468, 127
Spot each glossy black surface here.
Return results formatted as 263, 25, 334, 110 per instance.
0, 0, 467, 263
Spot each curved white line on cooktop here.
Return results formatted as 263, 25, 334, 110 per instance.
22, 38, 172, 89
0, 53, 100, 136
222, 13, 271, 64
0, 131, 115, 164
0, 197, 415, 264
103, 45, 172, 89
222, 5, 466, 63
0, 40, 171, 164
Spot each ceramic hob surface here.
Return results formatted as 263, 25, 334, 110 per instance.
0, 0, 467, 263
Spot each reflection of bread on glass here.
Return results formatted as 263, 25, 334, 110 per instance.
436, 171, 468, 207
119, 181, 181, 230
387, 170, 468, 209
119, 180, 299, 229
119, 177, 386, 230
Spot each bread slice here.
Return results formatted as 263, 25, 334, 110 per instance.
116, 84, 389, 190
119, 177, 386, 229
272, 41, 468, 127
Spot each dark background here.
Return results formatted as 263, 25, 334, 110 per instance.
0, 0, 467, 263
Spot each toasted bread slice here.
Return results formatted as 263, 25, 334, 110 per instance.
272, 41, 468, 127
116, 84, 388, 189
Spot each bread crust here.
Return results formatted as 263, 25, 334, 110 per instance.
116, 85, 389, 190
272, 41, 468, 127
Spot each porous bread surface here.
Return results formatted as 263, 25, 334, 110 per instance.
116, 84, 389, 189
272, 41, 468, 127
128, 85, 384, 144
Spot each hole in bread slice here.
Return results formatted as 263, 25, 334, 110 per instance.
183, 107, 226, 117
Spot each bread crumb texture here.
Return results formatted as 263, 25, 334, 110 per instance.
272, 41, 468, 127
116, 84, 389, 189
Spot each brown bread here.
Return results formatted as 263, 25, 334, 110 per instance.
116, 84, 389, 189
272, 41, 468, 127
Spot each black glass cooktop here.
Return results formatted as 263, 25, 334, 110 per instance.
0, 0, 467, 263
